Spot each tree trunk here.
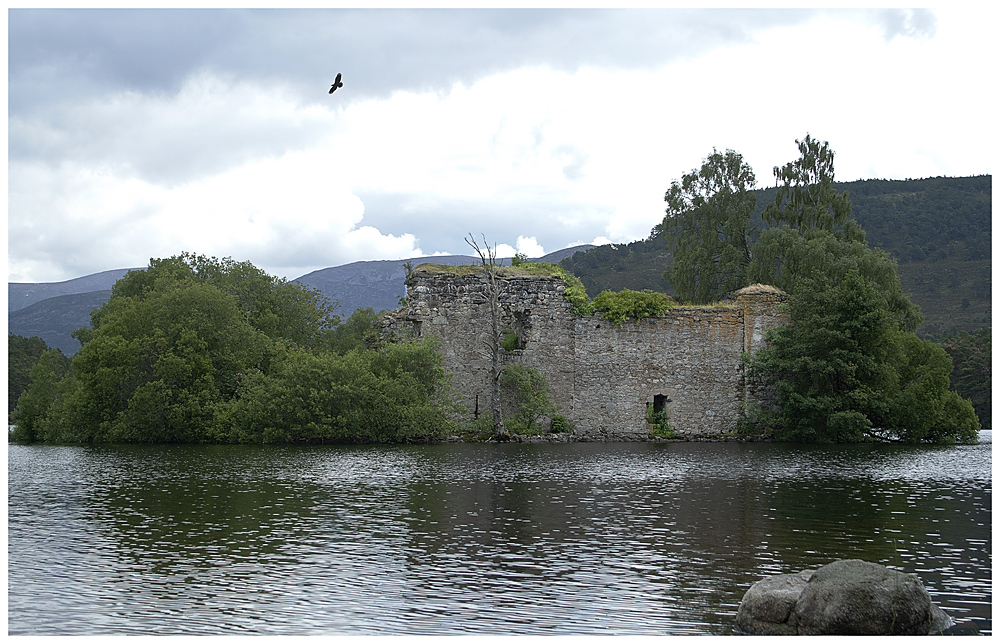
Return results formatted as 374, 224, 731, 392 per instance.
466, 234, 510, 441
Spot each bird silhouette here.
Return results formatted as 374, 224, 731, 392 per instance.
329, 73, 343, 94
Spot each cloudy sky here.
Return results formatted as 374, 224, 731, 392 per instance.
7, 7, 994, 283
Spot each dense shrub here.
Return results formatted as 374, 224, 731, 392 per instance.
501, 329, 519, 352
592, 289, 676, 324
500, 363, 556, 434
646, 404, 674, 439
9, 349, 73, 442
11, 254, 456, 445
222, 339, 454, 444
549, 414, 572, 433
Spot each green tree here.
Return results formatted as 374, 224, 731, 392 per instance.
940, 327, 991, 428
329, 307, 384, 354
12, 254, 457, 446
8, 334, 69, 420
10, 349, 73, 442
91, 252, 340, 350
65, 279, 264, 443
743, 135, 920, 330
748, 226, 922, 332
762, 133, 856, 235
500, 363, 556, 434
652, 138, 981, 445
657, 136, 921, 331
657, 148, 758, 303
748, 270, 979, 444
22, 254, 339, 443
223, 339, 453, 444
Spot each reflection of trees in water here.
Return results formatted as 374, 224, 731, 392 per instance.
395, 443, 786, 628
736, 441, 991, 626
80, 444, 333, 575
395, 441, 991, 631
68, 440, 989, 632
763, 442, 990, 565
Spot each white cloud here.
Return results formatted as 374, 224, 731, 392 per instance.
8, 9, 994, 283
495, 244, 517, 258
8, 146, 425, 282
515, 236, 545, 257
10, 71, 334, 187
876, 8, 937, 41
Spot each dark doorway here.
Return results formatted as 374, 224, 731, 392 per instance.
653, 394, 670, 414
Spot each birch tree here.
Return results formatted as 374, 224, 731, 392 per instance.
657, 148, 757, 304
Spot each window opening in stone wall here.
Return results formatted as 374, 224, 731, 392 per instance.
510, 310, 531, 350
653, 394, 670, 414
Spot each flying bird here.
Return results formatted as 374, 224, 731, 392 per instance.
329, 73, 343, 94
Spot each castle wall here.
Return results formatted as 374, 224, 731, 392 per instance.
384, 268, 786, 439
570, 309, 744, 439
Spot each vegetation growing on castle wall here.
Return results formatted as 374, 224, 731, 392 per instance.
647, 404, 674, 439
592, 289, 676, 325
420, 255, 728, 324
416, 260, 595, 316
420, 258, 709, 322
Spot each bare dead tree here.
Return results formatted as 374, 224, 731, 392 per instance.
465, 233, 511, 442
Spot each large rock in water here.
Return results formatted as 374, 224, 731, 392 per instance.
735, 559, 954, 635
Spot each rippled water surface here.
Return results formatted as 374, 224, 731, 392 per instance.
9, 433, 991, 635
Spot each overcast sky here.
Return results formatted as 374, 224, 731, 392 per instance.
7, 7, 995, 283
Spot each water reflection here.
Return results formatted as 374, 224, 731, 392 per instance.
8, 434, 991, 635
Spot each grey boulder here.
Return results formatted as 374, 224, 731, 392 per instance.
735, 559, 954, 635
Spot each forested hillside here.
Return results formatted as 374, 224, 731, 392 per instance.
847, 176, 990, 339
560, 175, 991, 340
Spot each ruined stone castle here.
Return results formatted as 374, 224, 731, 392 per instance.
383, 265, 788, 440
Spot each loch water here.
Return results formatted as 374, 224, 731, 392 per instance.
8, 432, 992, 635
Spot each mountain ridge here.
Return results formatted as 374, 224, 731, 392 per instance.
9, 268, 141, 312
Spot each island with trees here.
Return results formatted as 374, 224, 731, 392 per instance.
10, 136, 983, 445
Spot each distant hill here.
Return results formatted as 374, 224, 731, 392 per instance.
296, 255, 483, 317
296, 247, 591, 317
532, 245, 596, 263
8, 268, 140, 312
7, 247, 592, 355
8, 290, 112, 355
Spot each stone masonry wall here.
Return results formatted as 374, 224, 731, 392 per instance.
383, 266, 787, 439
571, 308, 745, 439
